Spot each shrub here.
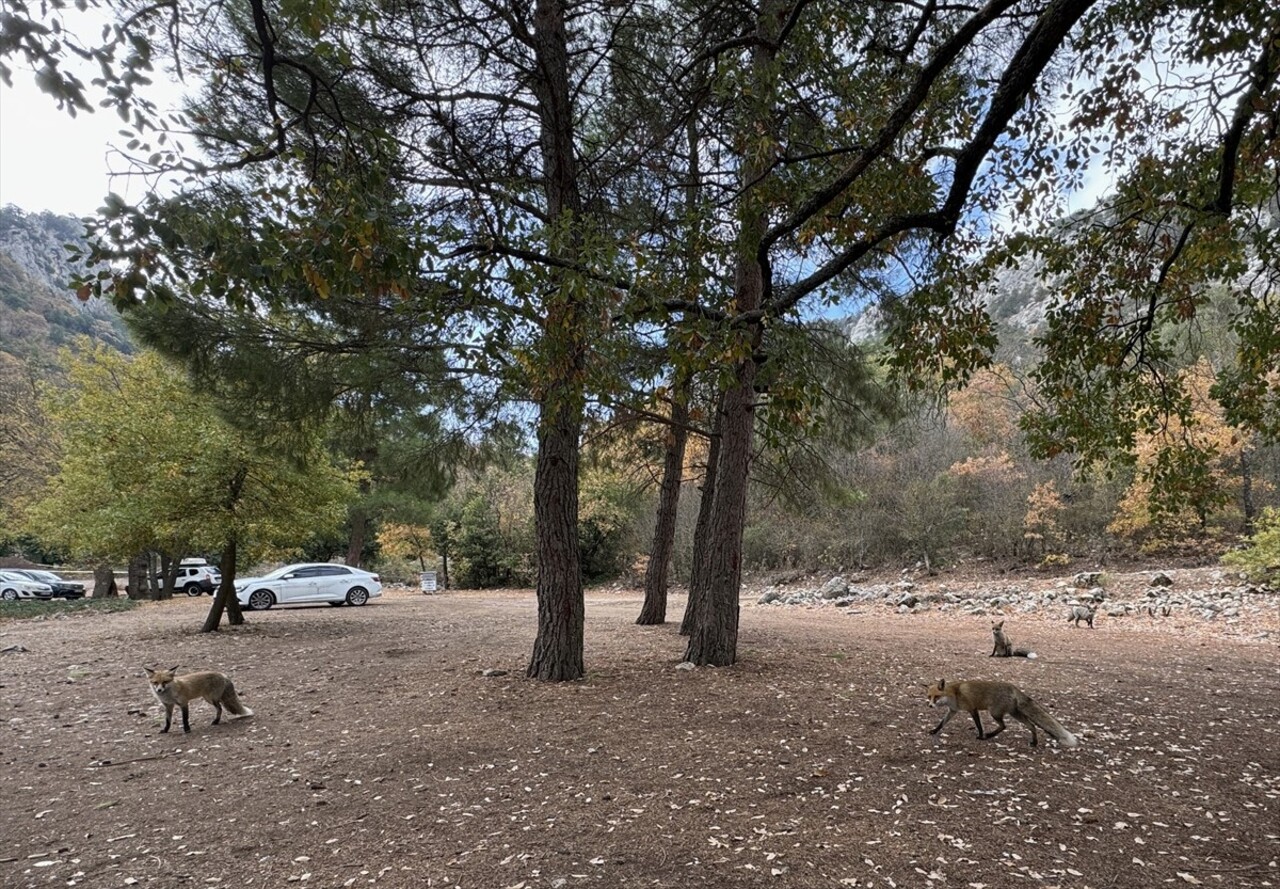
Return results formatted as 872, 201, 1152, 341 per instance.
1223, 508, 1280, 583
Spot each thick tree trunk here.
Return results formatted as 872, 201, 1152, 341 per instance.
680, 397, 722, 636
525, 0, 589, 681
202, 536, 244, 632
638, 389, 690, 625
684, 358, 759, 666
92, 563, 118, 598
126, 553, 148, 600
682, 1, 776, 666
527, 396, 585, 680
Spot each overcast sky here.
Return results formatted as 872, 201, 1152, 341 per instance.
0, 69, 175, 218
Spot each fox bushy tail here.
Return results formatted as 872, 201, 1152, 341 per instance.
223, 681, 253, 718
1025, 699, 1077, 747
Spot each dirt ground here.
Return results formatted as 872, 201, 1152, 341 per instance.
1, 571, 1278, 889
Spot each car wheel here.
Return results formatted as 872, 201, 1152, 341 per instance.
1, 588, 18, 601
184, 583, 203, 597
345, 587, 370, 606
247, 589, 275, 611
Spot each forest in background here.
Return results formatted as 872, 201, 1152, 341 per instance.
3, 205, 1277, 590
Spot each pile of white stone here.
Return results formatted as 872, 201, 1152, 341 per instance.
753, 569, 1275, 625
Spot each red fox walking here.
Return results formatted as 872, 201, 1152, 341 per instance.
926, 678, 1078, 748
144, 666, 253, 734
990, 620, 1037, 658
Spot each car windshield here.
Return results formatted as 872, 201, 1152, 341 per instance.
29, 571, 57, 581
260, 565, 305, 580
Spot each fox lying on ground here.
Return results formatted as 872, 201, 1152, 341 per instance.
1067, 604, 1096, 628
990, 620, 1037, 658
144, 665, 253, 734
926, 678, 1078, 748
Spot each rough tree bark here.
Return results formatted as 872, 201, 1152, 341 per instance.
525, 0, 589, 681
126, 553, 148, 601
680, 397, 721, 637
682, 2, 776, 666
637, 387, 690, 625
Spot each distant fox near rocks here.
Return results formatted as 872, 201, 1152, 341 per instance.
990, 620, 1037, 658
1067, 604, 1096, 628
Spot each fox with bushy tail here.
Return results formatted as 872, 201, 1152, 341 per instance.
926, 678, 1078, 748
145, 666, 253, 733
990, 620, 1037, 658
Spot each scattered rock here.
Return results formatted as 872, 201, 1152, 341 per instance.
674, 661, 696, 672
818, 577, 849, 599
1149, 571, 1174, 587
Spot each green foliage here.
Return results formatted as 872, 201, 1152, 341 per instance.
25, 344, 359, 564
578, 468, 644, 583
453, 492, 529, 589
1223, 509, 1280, 583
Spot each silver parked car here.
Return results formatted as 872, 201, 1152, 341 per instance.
235, 563, 382, 611
0, 569, 54, 601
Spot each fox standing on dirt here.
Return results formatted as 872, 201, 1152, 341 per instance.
144, 666, 253, 734
926, 678, 1078, 747
990, 620, 1037, 658
1067, 604, 1096, 628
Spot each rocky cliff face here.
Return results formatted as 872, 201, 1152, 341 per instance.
0, 205, 131, 360
0, 206, 91, 294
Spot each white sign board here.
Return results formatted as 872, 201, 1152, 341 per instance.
419, 571, 438, 593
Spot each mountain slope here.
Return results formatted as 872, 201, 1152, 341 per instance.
0, 206, 132, 364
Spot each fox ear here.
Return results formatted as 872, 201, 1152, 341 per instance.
936, 678, 945, 690
169, 665, 179, 673
143, 665, 154, 676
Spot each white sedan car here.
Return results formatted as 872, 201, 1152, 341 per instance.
235, 563, 382, 611
0, 569, 54, 601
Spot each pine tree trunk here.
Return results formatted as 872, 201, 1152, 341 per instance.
525, 0, 587, 682
681, 1, 777, 666
527, 395, 585, 681
638, 389, 689, 625
680, 396, 722, 636
684, 361, 758, 666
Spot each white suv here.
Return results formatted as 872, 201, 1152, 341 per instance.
177, 559, 222, 596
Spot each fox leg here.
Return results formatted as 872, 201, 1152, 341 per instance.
211, 700, 223, 725
181, 704, 191, 733
161, 703, 174, 733
983, 713, 1006, 740
930, 709, 958, 735
970, 710, 989, 739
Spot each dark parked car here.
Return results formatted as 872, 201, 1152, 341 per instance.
10, 569, 86, 600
